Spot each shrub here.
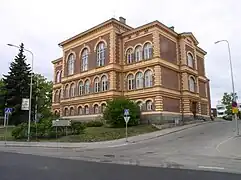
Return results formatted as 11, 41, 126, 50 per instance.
71, 122, 86, 135
85, 120, 103, 127
103, 96, 140, 128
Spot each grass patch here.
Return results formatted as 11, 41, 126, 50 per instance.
58, 125, 158, 142
0, 127, 15, 141
0, 125, 158, 142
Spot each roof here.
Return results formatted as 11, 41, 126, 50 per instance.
58, 18, 133, 47
51, 57, 62, 64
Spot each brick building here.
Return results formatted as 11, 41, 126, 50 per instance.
52, 17, 211, 123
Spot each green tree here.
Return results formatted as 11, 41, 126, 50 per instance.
32, 74, 53, 119
221, 92, 238, 115
3, 43, 32, 125
103, 97, 140, 127
0, 79, 6, 116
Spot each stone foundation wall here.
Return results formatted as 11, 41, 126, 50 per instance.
140, 113, 210, 124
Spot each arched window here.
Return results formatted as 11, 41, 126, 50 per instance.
54, 110, 59, 116
137, 101, 143, 110
59, 89, 62, 101
135, 45, 142, 62
127, 74, 134, 90
65, 84, 69, 98
135, 72, 143, 89
144, 70, 153, 87
189, 76, 195, 92
64, 108, 68, 116
143, 43, 152, 60
67, 54, 75, 75
101, 103, 106, 113
81, 48, 88, 71
70, 107, 75, 116
187, 53, 194, 68
126, 48, 134, 64
54, 90, 59, 103
56, 71, 62, 83
78, 106, 83, 115
94, 104, 99, 114
94, 77, 100, 93
101, 75, 108, 91
146, 100, 153, 111
84, 105, 89, 114
70, 83, 75, 97
84, 80, 90, 94
97, 42, 105, 67
79, 81, 84, 95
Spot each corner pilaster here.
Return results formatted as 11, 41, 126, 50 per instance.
155, 95, 163, 111
152, 28, 160, 57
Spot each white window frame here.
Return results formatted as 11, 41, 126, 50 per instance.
56, 71, 62, 83
143, 43, 152, 60
187, 53, 194, 68
94, 104, 99, 114
65, 85, 69, 98
70, 84, 75, 97
136, 72, 143, 89
189, 77, 195, 92
79, 81, 84, 95
144, 70, 153, 87
126, 48, 133, 64
85, 106, 89, 114
135, 46, 142, 62
101, 103, 106, 113
146, 100, 153, 111
94, 77, 100, 93
97, 42, 105, 67
81, 49, 88, 71
78, 107, 83, 115
68, 54, 75, 75
101, 75, 108, 91
127, 74, 134, 90
84, 80, 90, 94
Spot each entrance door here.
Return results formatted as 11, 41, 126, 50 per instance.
191, 101, 197, 119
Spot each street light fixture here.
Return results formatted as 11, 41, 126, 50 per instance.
7, 43, 34, 141
214, 40, 239, 136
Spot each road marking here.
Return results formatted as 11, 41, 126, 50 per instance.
198, 165, 224, 170
216, 136, 234, 152
108, 143, 128, 148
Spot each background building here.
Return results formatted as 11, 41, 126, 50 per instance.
52, 17, 211, 123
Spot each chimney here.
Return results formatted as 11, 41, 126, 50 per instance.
119, 17, 126, 24
169, 26, 175, 31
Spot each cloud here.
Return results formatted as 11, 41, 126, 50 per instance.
0, 0, 240, 107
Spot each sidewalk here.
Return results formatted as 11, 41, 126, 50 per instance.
0, 120, 214, 149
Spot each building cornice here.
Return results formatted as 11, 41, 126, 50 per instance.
52, 57, 62, 64
58, 18, 133, 47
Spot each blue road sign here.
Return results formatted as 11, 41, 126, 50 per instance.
4, 108, 13, 114
124, 109, 129, 116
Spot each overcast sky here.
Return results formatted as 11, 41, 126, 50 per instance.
0, 0, 240, 107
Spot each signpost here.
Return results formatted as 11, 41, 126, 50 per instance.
232, 101, 239, 135
52, 119, 71, 150
4, 108, 13, 145
124, 109, 130, 142
21, 98, 30, 110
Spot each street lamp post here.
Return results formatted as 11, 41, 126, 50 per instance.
215, 40, 239, 136
7, 43, 34, 141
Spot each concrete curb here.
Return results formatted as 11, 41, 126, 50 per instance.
0, 120, 216, 149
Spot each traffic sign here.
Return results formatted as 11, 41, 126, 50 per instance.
124, 116, 130, 123
232, 101, 238, 108
124, 109, 129, 116
232, 107, 239, 114
4, 108, 13, 114
21, 98, 30, 110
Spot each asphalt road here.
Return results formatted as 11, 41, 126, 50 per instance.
1, 151, 241, 180
1, 120, 241, 175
